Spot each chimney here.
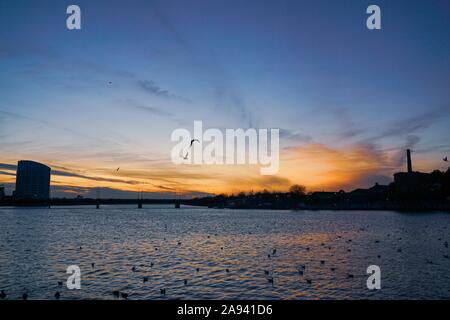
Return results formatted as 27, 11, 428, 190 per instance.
407, 149, 412, 173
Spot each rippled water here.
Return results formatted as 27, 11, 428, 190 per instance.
0, 206, 450, 300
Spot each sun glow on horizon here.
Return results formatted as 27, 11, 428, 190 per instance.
2, 139, 445, 198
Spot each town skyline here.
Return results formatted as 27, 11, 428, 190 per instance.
1, 0, 450, 198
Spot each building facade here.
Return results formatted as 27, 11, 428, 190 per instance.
14, 160, 51, 200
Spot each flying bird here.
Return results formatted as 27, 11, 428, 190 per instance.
190, 139, 200, 147
179, 150, 189, 160
444, 157, 448, 162
116, 167, 120, 172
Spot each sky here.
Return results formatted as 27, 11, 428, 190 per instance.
0, 0, 450, 198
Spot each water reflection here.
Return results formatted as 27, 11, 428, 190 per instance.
0, 206, 449, 299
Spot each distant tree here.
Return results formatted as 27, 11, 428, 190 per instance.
289, 184, 306, 197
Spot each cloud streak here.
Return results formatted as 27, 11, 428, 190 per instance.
369, 107, 450, 141
138, 80, 191, 103
148, 1, 255, 127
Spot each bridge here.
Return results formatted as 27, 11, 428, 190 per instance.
0, 198, 186, 208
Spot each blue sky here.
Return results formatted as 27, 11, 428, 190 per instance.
0, 0, 449, 197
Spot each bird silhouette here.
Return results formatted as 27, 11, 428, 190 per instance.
190, 139, 200, 147
143, 276, 149, 283
0, 290, 6, 299
160, 288, 166, 295
121, 292, 128, 299
444, 157, 448, 162
180, 150, 189, 160
112, 290, 120, 297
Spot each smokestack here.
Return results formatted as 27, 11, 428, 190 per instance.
407, 149, 412, 173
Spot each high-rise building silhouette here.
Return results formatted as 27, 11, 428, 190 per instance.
0, 185, 4, 199
14, 160, 51, 200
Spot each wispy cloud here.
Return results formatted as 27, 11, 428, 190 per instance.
133, 104, 173, 118
282, 142, 398, 191
0, 42, 59, 61
0, 170, 15, 176
0, 109, 123, 148
0, 162, 140, 185
138, 80, 191, 103
280, 128, 313, 143
123, 98, 187, 126
148, 1, 255, 127
0, 163, 17, 171
331, 107, 364, 140
369, 107, 450, 141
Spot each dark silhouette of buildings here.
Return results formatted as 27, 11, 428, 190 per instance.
393, 149, 435, 201
0, 185, 4, 200
189, 149, 450, 210
1, 150, 449, 210
14, 160, 51, 200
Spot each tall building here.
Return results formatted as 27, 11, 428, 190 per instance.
0, 185, 5, 199
14, 160, 51, 200
393, 149, 431, 198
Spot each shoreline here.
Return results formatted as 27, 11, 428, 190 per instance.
1, 201, 450, 212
